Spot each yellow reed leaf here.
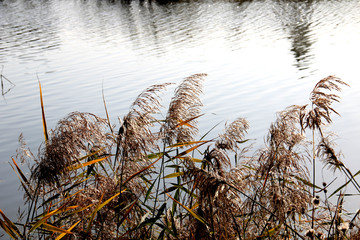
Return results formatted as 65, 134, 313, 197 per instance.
67, 155, 110, 171
55, 220, 81, 240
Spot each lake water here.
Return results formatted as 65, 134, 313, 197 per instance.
1, 0, 360, 221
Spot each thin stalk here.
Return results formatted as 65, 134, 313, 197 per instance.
102, 82, 114, 135
148, 143, 167, 236
231, 212, 242, 240
152, 143, 168, 215
24, 183, 39, 237
312, 127, 316, 231
225, 182, 305, 240
327, 193, 343, 239
341, 166, 360, 193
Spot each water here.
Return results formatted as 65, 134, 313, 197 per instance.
1, 0, 360, 222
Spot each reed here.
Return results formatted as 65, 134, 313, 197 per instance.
1, 74, 359, 239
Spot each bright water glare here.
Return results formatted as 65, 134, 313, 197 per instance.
1, 0, 360, 220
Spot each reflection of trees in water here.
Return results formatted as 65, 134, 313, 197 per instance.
77, 0, 256, 56
117, 1, 220, 55
0, 0, 318, 69
0, 0, 60, 64
109, 0, 252, 57
273, 0, 315, 76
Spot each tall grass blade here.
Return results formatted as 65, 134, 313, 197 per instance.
102, 82, 113, 134
0, 210, 22, 239
117, 200, 138, 227
11, 158, 30, 186
163, 172, 184, 179
145, 179, 156, 202
86, 190, 125, 233
67, 155, 110, 171
86, 193, 104, 233
29, 205, 78, 233
0, 219, 18, 240
175, 114, 205, 128
328, 170, 360, 198
38, 77, 48, 143
48, 189, 85, 209
166, 193, 207, 225
41, 223, 73, 234
167, 140, 209, 148
173, 141, 210, 158
55, 220, 81, 240
40, 178, 90, 207
123, 156, 162, 186
10, 158, 32, 198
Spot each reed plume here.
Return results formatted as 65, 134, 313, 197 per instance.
116, 83, 171, 162
114, 83, 171, 196
216, 117, 249, 151
182, 158, 243, 239
317, 134, 343, 172
31, 112, 112, 186
254, 106, 310, 227
163, 73, 206, 145
304, 75, 349, 136
179, 117, 251, 239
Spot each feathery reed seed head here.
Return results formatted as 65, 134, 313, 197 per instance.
163, 73, 206, 144
31, 112, 112, 186
216, 117, 249, 151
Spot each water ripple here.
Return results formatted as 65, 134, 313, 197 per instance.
1, 0, 360, 219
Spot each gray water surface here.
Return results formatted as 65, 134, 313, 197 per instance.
1, 0, 360, 220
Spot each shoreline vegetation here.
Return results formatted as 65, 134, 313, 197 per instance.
1, 74, 359, 239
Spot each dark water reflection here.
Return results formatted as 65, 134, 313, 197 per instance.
1, 0, 360, 220
274, 1, 315, 73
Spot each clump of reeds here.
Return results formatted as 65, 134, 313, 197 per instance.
2, 74, 360, 240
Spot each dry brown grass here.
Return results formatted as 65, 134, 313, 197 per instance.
2, 74, 360, 240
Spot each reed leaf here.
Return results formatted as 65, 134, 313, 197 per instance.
86, 190, 125, 233
163, 172, 184, 179
256, 224, 282, 239
40, 177, 90, 207
29, 205, 78, 233
144, 179, 156, 202
175, 114, 205, 128
76, 148, 106, 162
11, 158, 30, 186
38, 78, 49, 143
67, 155, 110, 171
55, 220, 81, 240
102, 82, 114, 134
122, 156, 162, 186
0, 219, 18, 240
41, 223, 73, 234
173, 141, 210, 159
166, 193, 207, 225
9, 159, 32, 198
0, 210, 22, 239
327, 169, 360, 199
86, 193, 104, 233
117, 199, 138, 227
167, 140, 209, 148
59, 203, 95, 222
